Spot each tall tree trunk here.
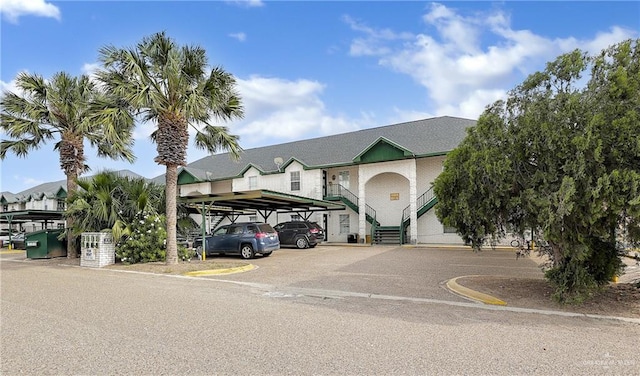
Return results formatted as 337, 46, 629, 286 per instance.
165, 164, 178, 264
66, 174, 78, 259
60, 133, 84, 259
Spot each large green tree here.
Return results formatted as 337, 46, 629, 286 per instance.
0, 72, 135, 258
434, 39, 640, 302
96, 32, 243, 264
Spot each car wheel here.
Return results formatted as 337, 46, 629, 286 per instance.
262, 251, 272, 257
240, 244, 255, 259
295, 237, 309, 249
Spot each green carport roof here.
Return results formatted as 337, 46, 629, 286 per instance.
179, 189, 345, 213
0, 210, 64, 223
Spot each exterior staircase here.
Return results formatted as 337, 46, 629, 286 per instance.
325, 184, 380, 226
400, 187, 438, 244
373, 226, 401, 245
325, 184, 438, 245
325, 184, 381, 243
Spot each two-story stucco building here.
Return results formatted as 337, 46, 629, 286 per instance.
176, 116, 475, 245
2, 116, 475, 246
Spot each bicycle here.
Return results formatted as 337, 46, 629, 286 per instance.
511, 239, 530, 259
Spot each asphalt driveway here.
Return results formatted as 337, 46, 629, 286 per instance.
3, 244, 639, 375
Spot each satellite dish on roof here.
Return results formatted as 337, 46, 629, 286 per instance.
274, 157, 283, 171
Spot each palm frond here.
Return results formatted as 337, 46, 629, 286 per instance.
193, 124, 242, 160
15, 72, 48, 101
0, 139, 43, 159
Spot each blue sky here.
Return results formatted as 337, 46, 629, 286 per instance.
1, 0, 638, 194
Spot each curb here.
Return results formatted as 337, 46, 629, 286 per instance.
446, 276, 507, 306
183, 264, 256, 277
0, 249, 25, 254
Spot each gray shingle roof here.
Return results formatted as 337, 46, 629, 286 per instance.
186, 116, 474, 180
1, 169, 146, 202
2, 117, 475, 195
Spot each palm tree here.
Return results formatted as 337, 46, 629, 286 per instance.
96, 32, 243, 264
0, 72, 135, 258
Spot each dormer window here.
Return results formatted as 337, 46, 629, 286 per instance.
290, 171, 300, 191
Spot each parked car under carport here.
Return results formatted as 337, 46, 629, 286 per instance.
9, 233, 26, 250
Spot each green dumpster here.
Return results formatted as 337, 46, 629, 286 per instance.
25, 229, 66, 259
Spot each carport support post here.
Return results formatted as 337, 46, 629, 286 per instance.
201, 202, 207, 261
5, 214, 13, 250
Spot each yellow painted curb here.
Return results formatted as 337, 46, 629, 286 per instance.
446, 276, 507, 306
0, 249, 25, 254
183, 264, 255, 277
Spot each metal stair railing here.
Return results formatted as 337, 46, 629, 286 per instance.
402, 186, 436, 224
327, 184, 379, 226
401, 187, 437, 243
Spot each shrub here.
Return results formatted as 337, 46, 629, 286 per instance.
178, 246, 196, 262
117, 214, 167, 264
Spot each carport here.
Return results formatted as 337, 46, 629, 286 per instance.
0, 210, 65, 247
0, 210, 64, 232
179, 189, 346, 238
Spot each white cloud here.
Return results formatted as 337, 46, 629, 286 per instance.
346, 2, 638, 120
0, 0, 60, 23
225, 0, 264, 9
231, 76, 361, 148
584, 26, 638, 55
180, 74, 370, 161
229, 32, 247, 42
0, 78, 20, 96
81, 63, 100, 75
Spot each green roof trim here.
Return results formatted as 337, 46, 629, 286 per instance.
177, 169, 200, 185
353, 137, 414, 163
55, 187, 67, 199
237, 163, 266, 177
280, 157, 308, 171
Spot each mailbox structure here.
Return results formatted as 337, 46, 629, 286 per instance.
80, 232, 115, 268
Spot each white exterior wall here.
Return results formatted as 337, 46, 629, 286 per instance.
358, 159, 417, 242
324, 166, 361, 242
233, 162, 323, 200
364, 172, 409, 226
415, 156, 445, 193
177, 156, 471, 245
4, 202, 24, 211
416, 211, 465, 244
413, 156, 466, 244
2, 196, 65, 233
325, 167, 359, 192
180, 180, 232, 196
26, 197, 57, 210
325, 208, 359, 243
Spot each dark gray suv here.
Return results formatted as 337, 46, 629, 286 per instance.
274, 221, 324, 249
193, 222, 280, 259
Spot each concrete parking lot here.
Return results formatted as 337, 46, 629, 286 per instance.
2, 245, 639, 375
194, 244, 545, 303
